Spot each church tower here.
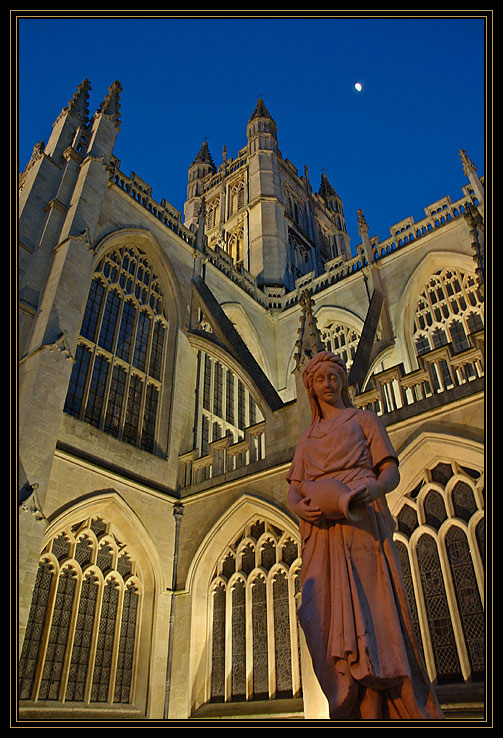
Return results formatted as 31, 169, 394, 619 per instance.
245, 99, 289, 287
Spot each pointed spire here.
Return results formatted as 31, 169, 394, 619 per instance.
249, 97, 274, 122
55, 79, 91, 125
319, 172, 339, 200
459, 148, 477, 176
96, 80, 122, 129
459, 148, 484, 217
191, 140, 216, 171
293, 291, 326, 372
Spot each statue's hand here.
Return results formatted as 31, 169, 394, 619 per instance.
351, 479, 384, 506
297, 497, 325, 524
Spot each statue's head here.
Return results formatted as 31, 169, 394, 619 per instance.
302, 350, 354, 423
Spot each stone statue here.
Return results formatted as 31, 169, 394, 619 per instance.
287, 351, 444, 720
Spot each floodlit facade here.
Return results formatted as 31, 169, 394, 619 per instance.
17, 80, 485, 721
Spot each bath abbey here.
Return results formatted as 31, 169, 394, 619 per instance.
17, 79, 486, 722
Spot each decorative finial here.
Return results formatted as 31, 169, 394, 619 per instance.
459, 148, 477, 176
96, 80, 122, 129
357, 209, 369, 234
293, 291, 326, 372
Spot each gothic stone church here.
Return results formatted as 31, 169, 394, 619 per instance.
17, 80, 485, 721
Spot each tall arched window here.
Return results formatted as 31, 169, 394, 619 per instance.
19, 516, 143, 706
64, 246, 168, 454
320, 321, 361, 370
394, 460, 484, 686
208, 519, 302, 704
194, 350, 264, 457
413, 268, 484, 359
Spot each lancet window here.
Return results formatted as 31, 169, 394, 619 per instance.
394, 460, 485, 686
194, 350, 263, 457
412, 268, 484, 360
206, 197, 220, 231
229, 179, 245, 216
64, 246, 168, 454
208, 519, 302, 703
19, 517, 143, 706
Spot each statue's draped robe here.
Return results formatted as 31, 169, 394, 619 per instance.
287, 408, 443, 719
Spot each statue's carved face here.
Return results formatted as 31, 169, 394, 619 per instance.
311, 362, 346, 410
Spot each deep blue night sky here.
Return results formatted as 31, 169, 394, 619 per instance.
16, 13, 487, 249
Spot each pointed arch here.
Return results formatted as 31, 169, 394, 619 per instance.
185, 494, 301, 715
387, 433, 485, 687
395, 250, 480, 372
65, 228, 184, 457
19, 491, 166, 714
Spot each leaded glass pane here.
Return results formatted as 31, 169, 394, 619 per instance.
210, 584, 226, 702
123, 374, 143, 445
273, 571, 292, 696
240, 543, 255, 575
452, 481, 478, 522
260, 539, 276, 571
81, 278, 105, 341
423, 489, 447, 530
84, 354, 109, 427
417, 534, 462, 683
445, 527, 485, 680
19, 560, 54, 700
132, 311, 151, 371
91, 579, 120, 702
66, 571, 99, 701
397, 503, 419, 538
116, 300, 136, 362
98, 290, 121, 352
252, 577, 268, 698
38, 567, 77, 700
231, 580, 246, 699
64, 343, 91, 417
396, 541, 424, 662
149, 320, 165, 380
114, 582, 139, 703
141, 384, 158, 452
104, 365, 126, 437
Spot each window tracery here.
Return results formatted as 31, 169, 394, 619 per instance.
394, 460, 484, 685
413, 268, 484, 359
64, 246, 168, 454
18, 517, 143, 706
320, 322, 360, 370
208, 519, 302, 703
194, 350, 263, 457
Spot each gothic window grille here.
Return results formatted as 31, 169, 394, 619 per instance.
417, 533, 462, 684
208, 520, 302, 704
194, 350, 264, 458
393, 460, 484, 685
412, 268, 484, 359
18, 560, 55, 700
64, 246, 168, 455
210, 583, 226, 702
320, 322, 361, 371
19, 518, 143, 706
205, 198, 220, 231
445, 526, 485, 680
